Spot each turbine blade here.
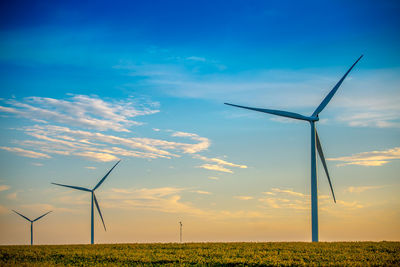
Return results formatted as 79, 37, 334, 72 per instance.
12, 210, 32, 222
312, 55, 363, 117
93, 193, 106, 231
33, 211, 52, 222
51, 182, 91, 192
224, 103, 310, 121
93, 160, 121, 191
315, 130, 336, 203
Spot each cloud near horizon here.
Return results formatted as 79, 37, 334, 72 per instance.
328, 147, 400, 166
100, 187, 210, 217
97, 187, 268, 220
259, 187, 363, 211
346, 185, 385, 193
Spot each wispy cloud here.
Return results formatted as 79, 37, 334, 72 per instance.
104, 187, 209, 217
0, 146, 51, 159
267, 188, 307, 197
169, 131, 211, 154
6, 192, 17, 200
208, 176, 219, 180
0, 185, 10, 192
16, 125, 210, 162
197, 164, 233, 173
110, 187, 185, 198
0, 95, 159, 132
191, 190, 211, 195
259, 188, 308, 210
346, 185, 385, 193
85, 166, 96, 170
328, 147, 400, 166
0, 95, 241, 174
234, 196, 254, 200
0, 204, 8, 214
74, 151, 119, 162
102, 187, 268, 220
186, 56, 206, 62
55, 193, 89, 207
116, 63, 326, 108
337, 112, 400, 128
116, 60, 400, 128
335, 200, 364, 209
334, 69, 400, 128
194, 155, 247, 173
19, 203, 58, 214
194, 155, 247, 168
259, 187, 364, 211
259, 197, 299, 209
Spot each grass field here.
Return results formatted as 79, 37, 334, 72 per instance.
0, 242, 399, 266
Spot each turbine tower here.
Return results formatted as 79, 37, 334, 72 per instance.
12, 210, 52, 245
52, 160, 120, 244
179, 221, 182, 243
225, 56, 362, 242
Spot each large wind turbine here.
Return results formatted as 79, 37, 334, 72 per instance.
225, 55, 363, 242
12, 210, 52, 245
52, 160, 120, 244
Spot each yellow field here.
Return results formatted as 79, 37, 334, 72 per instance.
1, 242, 399, 266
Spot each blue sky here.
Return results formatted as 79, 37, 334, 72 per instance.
0, 0, 399, 244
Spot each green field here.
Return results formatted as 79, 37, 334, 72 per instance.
0, 242, 399, 266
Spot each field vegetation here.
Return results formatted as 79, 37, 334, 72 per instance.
0, 242, 399, 266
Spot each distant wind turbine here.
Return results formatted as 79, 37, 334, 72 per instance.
179, 221, 182, 243
12, 210, 52, 245
52, 160, 120, 244
225, 55, 363, 242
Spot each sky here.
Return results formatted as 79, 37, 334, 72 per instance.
0, 0, 399, 244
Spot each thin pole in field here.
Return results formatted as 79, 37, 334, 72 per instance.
179, 221, 182, 243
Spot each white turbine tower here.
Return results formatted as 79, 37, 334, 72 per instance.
225, 56, 363, 242
12, 210, 52, 245
52, 160, 120, 244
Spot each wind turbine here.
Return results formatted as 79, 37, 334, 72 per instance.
179, 221, 182, 243
52, 160, 120, 244
225, 55, 363, 242
12, 210, 52, 245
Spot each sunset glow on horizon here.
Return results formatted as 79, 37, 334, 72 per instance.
0, 0, 399, 244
